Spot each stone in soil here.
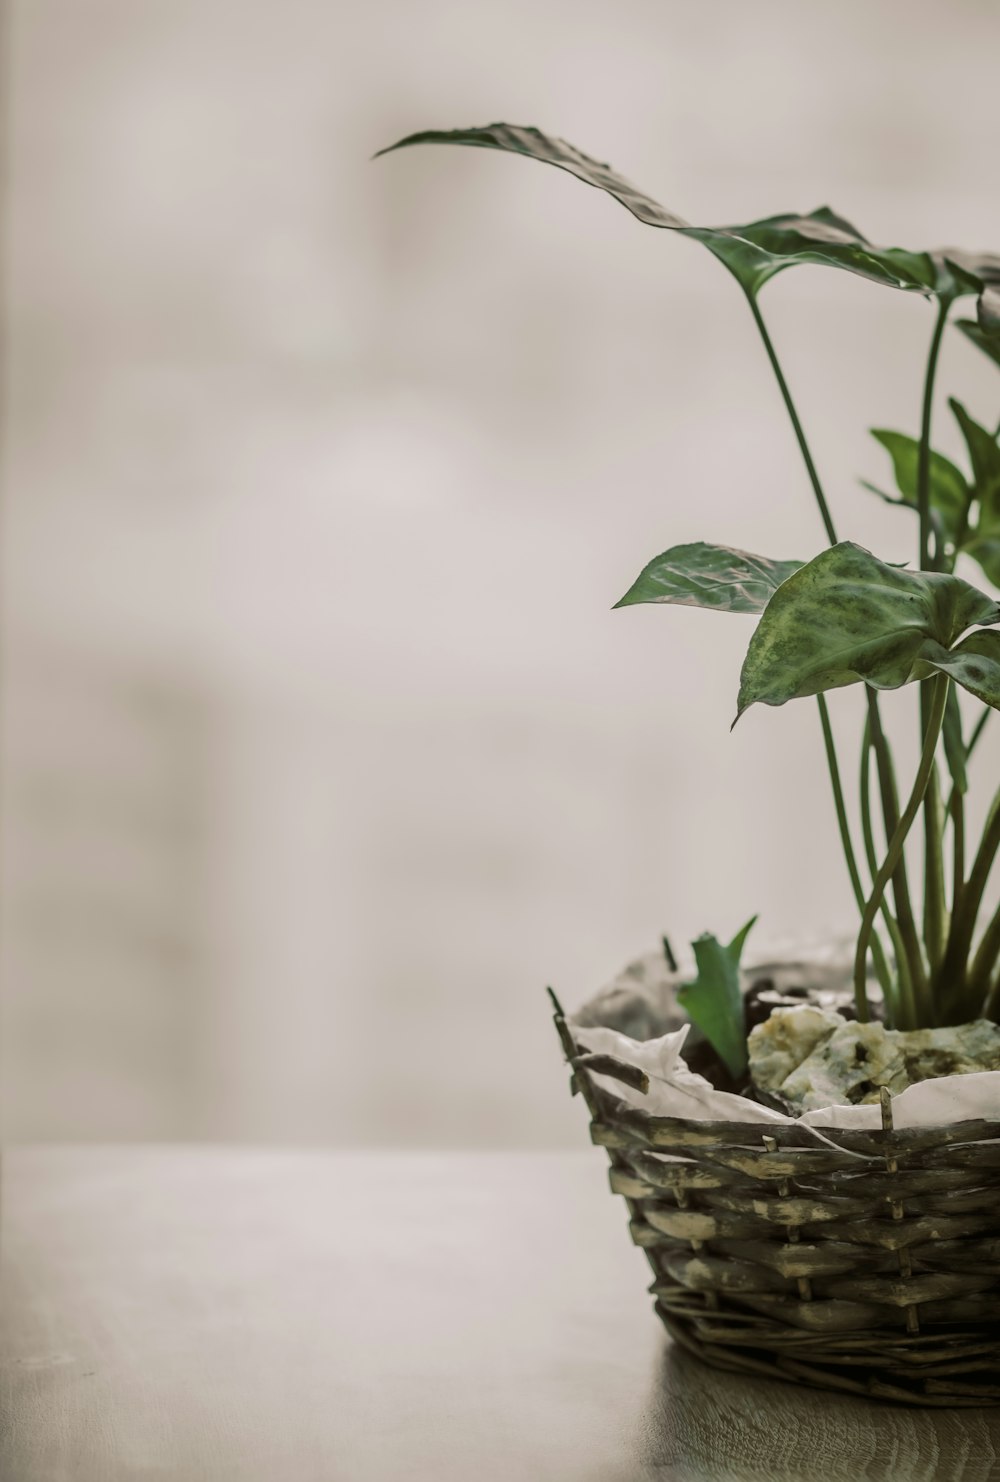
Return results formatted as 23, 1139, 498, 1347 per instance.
749, 1007, 1000, 1110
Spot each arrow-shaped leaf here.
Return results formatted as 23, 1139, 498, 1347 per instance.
949, 399, 1000, 502
736, 542, 1000, 719
964, 530, 1000, 590
677, 917, 757, 1079
614, 543, 804, 614
946, 400, 1000, 589
867, 428, 970, 547
375, 122, 940, 301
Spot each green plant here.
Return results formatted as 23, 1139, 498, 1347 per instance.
376, 122, 1000, 1067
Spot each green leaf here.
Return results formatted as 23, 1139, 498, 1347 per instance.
735, 542, 1000, 720
375, 122, 688, 229
868, 429, 970, 546
949, 399, 1000, 502
696, 207, 936, 300
946, 400, 1000, 589
957, 318, 1000, 373
942, 682, 968, 795
964, 531, 1000, 589
375, 122, 938, 301
677, 917, 757, 1079
614, 543, 803, 615
920, 631, 1000, 711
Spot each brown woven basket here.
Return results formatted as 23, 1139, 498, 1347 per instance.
550, 989, 1000, 1407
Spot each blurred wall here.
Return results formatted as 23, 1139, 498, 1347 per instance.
2, 0, 998, 1143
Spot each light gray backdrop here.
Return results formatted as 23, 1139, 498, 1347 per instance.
3, 0, 998, 1142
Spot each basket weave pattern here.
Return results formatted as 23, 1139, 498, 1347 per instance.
552, 997, 1000, 1407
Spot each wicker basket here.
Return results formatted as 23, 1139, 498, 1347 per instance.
550, 989, 1000, 1407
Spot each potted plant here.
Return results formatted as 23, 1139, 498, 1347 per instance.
376, 123, 1000, 1406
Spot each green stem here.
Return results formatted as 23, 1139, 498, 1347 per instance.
923, 761, 948, 974
745, 293, 838, 545
985, 962, 1000, 1021
915, 299, 950, 1013
944, 708, 992, 914
935, 783, 1000, 1022
864, 689, 928, 1011
860, 716, 913, 1019
818, 696, 892, 999
743, 288, 922, 1019
966, 708, 992, 762
967, 899, 1000, 1014
916, 298, 950, 572
951, 787, 966, 916
855, 677, 948, 1028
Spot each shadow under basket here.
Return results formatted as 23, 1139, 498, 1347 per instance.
550, 993, 1000, 1408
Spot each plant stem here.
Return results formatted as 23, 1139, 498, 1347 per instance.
966, 708, 992, 762
935, 782, 1000, 1021
923, 762, 948, 974
945, 709, 991, 918
915, 298, 951, 1011
984, 962, 1000, 1021
951, 788, 966, 915
864, 688, 928, 1008
860, 715, 913, 1019
854, 676, 949, 1028
916, 298, 950, 572
967, 899, 1000, 1014
745, 294, 838, 544
818, 697, 892, 999
743, 289, 921, 1017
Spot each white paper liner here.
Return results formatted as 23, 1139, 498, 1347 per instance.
574, 1022, 1000, 1131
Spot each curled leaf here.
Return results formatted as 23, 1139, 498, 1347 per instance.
614, 543, 803, 614
921, 631, 1000, 712
940, 249, 1000, 326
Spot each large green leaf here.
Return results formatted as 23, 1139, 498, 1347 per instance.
377, 124, 1000, 324
614, 543, 803, 614
677, 917, 757, 1079
375, 122, 938, 301
866, 428, 970, 546
736, 542, 1000, 719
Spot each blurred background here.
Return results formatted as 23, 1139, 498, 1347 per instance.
2, 0, 999, 1144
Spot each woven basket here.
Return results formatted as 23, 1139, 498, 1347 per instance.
550, 989, 1000, 1407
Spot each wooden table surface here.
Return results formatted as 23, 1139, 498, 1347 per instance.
2, 1148, 1000, 1482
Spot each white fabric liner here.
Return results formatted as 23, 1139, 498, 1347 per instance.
574, 1022, 1000, 1132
